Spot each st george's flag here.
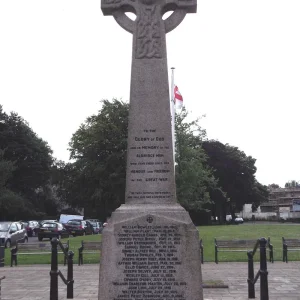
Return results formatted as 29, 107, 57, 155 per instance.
174, 85, 183, 109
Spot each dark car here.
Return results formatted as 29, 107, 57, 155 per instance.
64, 219, 94, 237
34, 220, 57, 235
37, 222, 69, 241
0, 222, 28, 248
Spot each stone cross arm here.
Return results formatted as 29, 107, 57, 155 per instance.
102, 0, 196, 16
102, 0, 196, 34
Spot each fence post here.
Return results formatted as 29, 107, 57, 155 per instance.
247, 250, 255, 299
0, 239, 4, 267
0, 276, 5, 300
50, 238, 59, 300
199, 240, 204, 264
67, 251, 74, 299
259, 237, 269, 300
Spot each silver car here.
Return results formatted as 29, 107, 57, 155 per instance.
0, 222, 28, 248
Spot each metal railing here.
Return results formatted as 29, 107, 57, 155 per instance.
50, 238, 74, 300
247, 237, 269, 300
0, 239, 4, 267
0, 276, 5, 300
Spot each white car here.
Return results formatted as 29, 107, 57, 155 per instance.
0, 222, 28, 248
234, 217, 244, 224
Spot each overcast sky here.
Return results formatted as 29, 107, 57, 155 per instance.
0, 0, 299, 187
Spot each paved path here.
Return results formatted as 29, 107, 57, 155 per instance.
0, 262, 300, 299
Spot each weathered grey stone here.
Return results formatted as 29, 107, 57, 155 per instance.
99, 0, 202, 299
99, 206, 203, 300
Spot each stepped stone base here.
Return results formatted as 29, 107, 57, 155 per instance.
98, 204, 203, 300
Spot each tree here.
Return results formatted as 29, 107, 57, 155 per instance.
202, 140, 269, 217
66, 99, 129, 220
175, 108, 217, 215
268, 183, 280, 189
0, 149, 25, 220
0, 105, 55, 219
285, 180, 299, 188
65, 100, 218, 221
251, 180, 269, 212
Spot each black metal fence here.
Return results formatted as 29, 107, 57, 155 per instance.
0, 238, 4, 268
49, 238, 74, 300
247, 237, 269, 300
0, 276, 5, 300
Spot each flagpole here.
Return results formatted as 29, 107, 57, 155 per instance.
170, 67, 176, 168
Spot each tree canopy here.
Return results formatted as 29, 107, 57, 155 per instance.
61, 99, 129, 220
285, 180, 299, 188
202, 140, 269, 219
61, 100, 217, 220
60, 99, 268, 222
0, 100, 269, 223
175, 108, 217, 212
0, 105, 55, 220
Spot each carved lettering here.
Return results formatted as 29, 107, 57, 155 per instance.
114, 224, 186, 300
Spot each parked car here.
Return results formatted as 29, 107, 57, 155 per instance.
87, 221, 103, 234
21, 220, 39, 237
59, 214, 83, 224
234, 217, 244, 224
64, 219, 94, 236
37, 221, 69, 241
34, 220, 57, 235
0, 222, 28, 248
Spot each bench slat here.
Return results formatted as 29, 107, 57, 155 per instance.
78, 241, 102, 265
218, 249, 251, 252
17, 243, 52, 250
83, 242, 102, 249
283, 239, 300, 247
285, 244, 300, 247
17, 251, 65, 255
216, 240, 257, 248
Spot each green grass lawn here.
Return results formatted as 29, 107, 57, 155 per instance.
199, 223, 300, 262
4, 234, 102, 266
3, 223, 300, 265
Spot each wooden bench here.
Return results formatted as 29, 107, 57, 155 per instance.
215, 238, 274, 264
282, 237, 300, 262
11, 240, 69, 267
78, 241, 102, 265
0, 276, 5, 300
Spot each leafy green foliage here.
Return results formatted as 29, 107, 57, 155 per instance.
63, 100, 267, 222
175, 108, 217, 212
202, 140, 269, 218
0, 105, 55, 220
0, 149, 25, 220
63, 99, 129, 220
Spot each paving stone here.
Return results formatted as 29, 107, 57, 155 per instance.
1, 262, 300, 299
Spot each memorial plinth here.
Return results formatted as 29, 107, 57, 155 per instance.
99, 0, 203, 299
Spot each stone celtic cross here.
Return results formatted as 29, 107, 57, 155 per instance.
99, 5, 203, 300
101, 0, 197, 206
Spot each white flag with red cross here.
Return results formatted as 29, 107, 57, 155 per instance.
174, 85, 183, 109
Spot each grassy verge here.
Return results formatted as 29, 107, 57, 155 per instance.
4, 234, 102, 266
199, 223, 300, 262
3, 224, 300, 265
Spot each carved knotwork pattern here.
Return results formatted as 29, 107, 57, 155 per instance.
136, 5, 162, 59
